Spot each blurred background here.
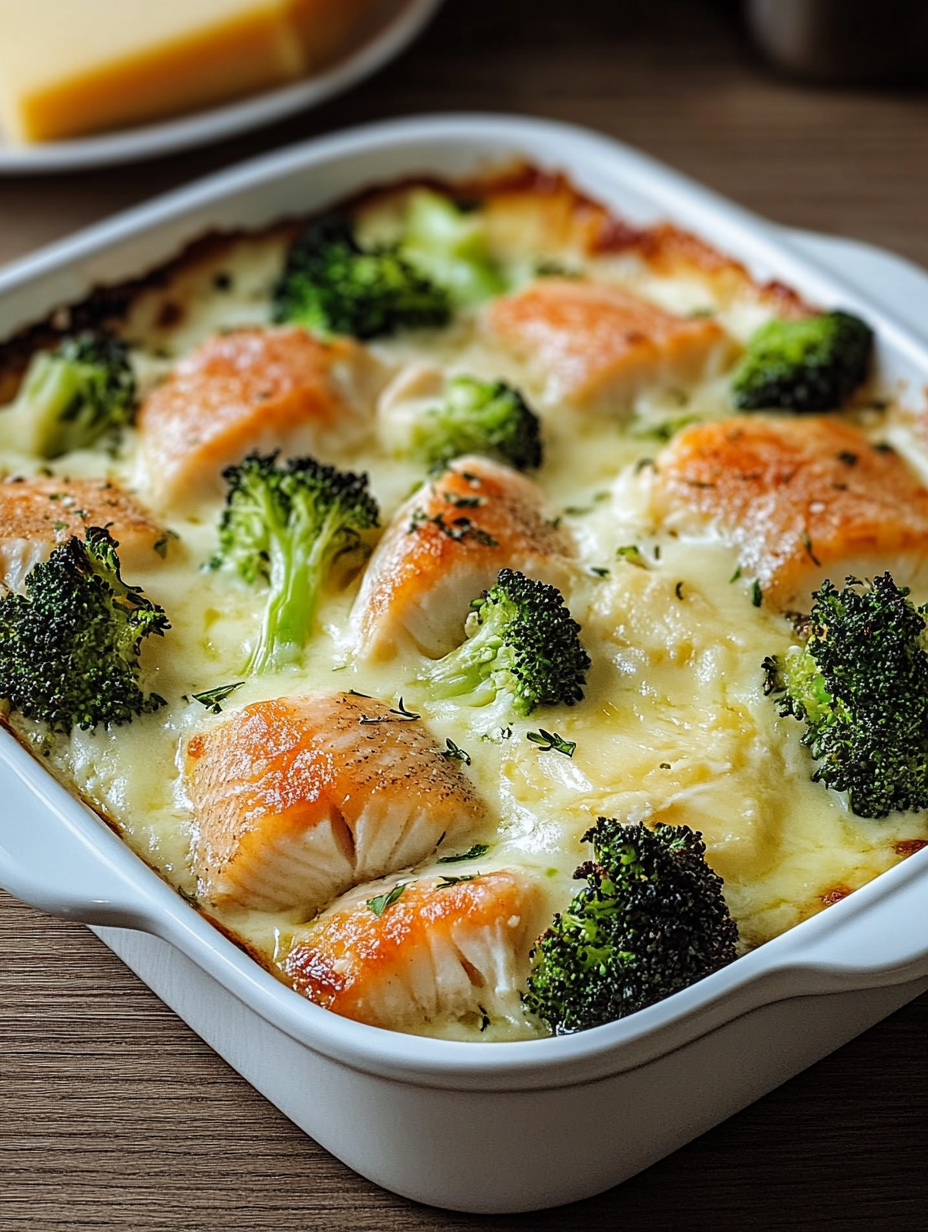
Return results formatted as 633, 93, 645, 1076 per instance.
2, 2, 926, 1230
2, 0, 928, 267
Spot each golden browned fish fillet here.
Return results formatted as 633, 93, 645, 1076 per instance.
654, 416, 928, 609
282, 869, 541, 1032
0, 474, 165, 591
351, 455, 575, 661
138, 326, 385, 508
185, 691, 487, 916
485, 277, 734, 410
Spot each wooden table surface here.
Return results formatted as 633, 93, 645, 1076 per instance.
2, 2, 927, 1229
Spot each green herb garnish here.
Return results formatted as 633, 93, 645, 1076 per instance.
616, 545, 647, 568
153, 529, 180, 559
441, 738, 472, 766
191, 682, 245, 713
438, 843, 490, 864
527, 729, 576, 757
367, 882, 409, 916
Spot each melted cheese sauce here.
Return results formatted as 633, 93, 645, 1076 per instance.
3, 188, 927, 1041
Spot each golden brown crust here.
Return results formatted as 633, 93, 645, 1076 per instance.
0, 225, 297, 403
0, 164, 813, 401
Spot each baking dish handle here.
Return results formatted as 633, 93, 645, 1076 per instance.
0, 736, 155, 929
752, 848, 928, 994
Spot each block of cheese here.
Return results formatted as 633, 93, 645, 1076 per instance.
289, 0, 382, 71
0, 0, 306, 143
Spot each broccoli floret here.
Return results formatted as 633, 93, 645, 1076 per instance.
272, 192, 506, 339
272, 211, 452, 339
0, 526, 169, 734
524, 819, 739, 1035
422, 568, 590, 718
731, 311, 873, 412
409, 376, 543, 473
763, 573, 928, 818
398, 189, 506, 308
211, 452, 379, 674
0, 329, 137, 458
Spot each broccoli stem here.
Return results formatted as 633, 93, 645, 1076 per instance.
27, 352, 81, 419
246, 506, 345, 673
250, 539, 308, 673
2, 353, 79, 457
1, 329, 137, 459
426, 614, 507, 704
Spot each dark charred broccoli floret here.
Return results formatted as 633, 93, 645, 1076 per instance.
422, 568, 590, 719
211, 452, 379, 674
0, 526, 169, 734
272, 211, 452, 339
731, 311, 873, 412
524, 819, 739, 1035
763, 573, 928, 818
0, 329, 137, 458
410, 376, 543, 472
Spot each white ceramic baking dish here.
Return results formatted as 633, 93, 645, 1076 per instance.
2, 114, 928, 1215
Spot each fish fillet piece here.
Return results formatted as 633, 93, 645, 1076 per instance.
351, 455, 575, 660
282, 869, 541, 1032
0, 474, 165, 591
655, 416, 928, 609
485, 277, 734, 410
185, 691, 487, 915
138, 326, 385, 509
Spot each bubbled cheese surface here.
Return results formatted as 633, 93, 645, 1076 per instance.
2, 185, 927, 1041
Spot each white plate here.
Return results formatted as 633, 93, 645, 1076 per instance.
0, 0, 443, 174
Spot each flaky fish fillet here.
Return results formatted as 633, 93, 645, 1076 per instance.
282, 869, 542, 1032
185, 691, 487, 915
351, 455, 575, 661
0, 474, 165, 592
654, 416, 928, 609
138, 326, 386, 509
485, 277, 734, 411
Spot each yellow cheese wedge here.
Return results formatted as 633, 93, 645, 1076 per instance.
0, 0, 306, 143
289, 0, 382, 71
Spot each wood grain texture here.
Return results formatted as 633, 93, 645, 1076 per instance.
2, 1, 928, 1228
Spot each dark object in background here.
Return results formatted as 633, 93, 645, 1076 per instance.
746, 0, 928, 85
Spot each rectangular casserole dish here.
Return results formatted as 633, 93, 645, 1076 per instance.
2, 113, 928, 1214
